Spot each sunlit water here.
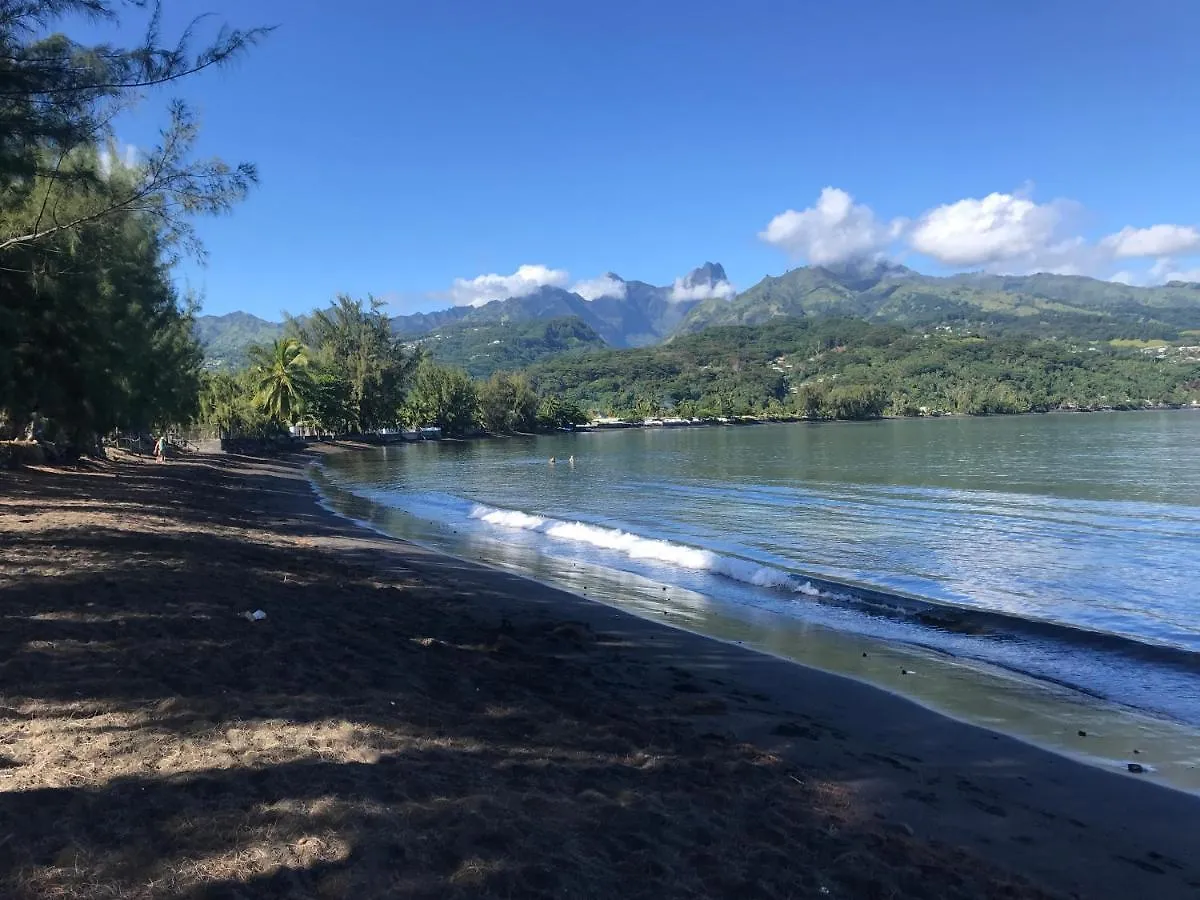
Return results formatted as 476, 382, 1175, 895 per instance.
312, 412, 1200, 791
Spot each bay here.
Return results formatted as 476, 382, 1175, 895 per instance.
313, 411, 1200, 789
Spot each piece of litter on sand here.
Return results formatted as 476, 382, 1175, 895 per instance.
241, 609, 267, 622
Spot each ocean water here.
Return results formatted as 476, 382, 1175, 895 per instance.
313, 412, 1200, 786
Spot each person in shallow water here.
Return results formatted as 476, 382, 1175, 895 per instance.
549, 457, 556, 464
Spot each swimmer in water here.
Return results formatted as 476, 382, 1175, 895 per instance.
568, 455, 575, 465
549, 456, 556, 464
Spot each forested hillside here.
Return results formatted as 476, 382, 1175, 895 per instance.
528, 318, 1200, 420
194, 312, 284, 368
196, 261, 1200, 371
414, 317, 607, 377
194, 264, 731, 363
677, 263, 1200, 341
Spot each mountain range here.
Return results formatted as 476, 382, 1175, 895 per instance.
195, 261, 1200, 371
195, 263, 726, 367
677, 262, 1200, 340
388, 262, 725, 347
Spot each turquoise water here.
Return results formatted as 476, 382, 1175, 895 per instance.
313, 412, 1200, 785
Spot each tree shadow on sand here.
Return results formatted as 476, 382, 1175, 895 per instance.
0, 459, 1079, 898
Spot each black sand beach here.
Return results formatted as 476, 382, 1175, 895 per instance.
2, 448, 1198, 898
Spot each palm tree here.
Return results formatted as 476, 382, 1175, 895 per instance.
248, 338, 314, 426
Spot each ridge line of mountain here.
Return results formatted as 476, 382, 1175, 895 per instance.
194, 262, 1200, 369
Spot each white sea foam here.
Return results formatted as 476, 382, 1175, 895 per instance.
469, 503, 822, 597
473, 507, 547, 530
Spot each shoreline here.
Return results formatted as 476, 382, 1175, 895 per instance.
301, 446, 1200, 862
310, 457, 1200, 794
295, 404, 1200, 451
3, 450, 1200, 897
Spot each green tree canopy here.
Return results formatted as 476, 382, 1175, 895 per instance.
0, 2, 266, 451
0, 1, 267, 256
248, 338, 313, 426
478, 372, 539, 434
405, 361, 479, 437
291, 295, 420, 432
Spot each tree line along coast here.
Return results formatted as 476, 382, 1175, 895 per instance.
191, 307, 1200, 449
3, 3, 1199, 465
8, 281, 1200, 463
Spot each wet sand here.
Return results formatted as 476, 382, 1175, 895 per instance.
1, 448, 1198, 898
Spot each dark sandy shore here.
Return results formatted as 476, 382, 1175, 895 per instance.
2, 449, 1199, 899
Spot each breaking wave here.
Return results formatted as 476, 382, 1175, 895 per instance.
469, 503, 822, 597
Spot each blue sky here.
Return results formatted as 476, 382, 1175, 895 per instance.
72, 1, 1200, 317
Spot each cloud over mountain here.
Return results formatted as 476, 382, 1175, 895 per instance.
1100, 224, 1200, 259
761, 186, 1200, 284
670, 262, 736, 302
909, 192, 1071, 269
759, 187, 898, 266
449, 264, 569, 307
571, 273, 627, 301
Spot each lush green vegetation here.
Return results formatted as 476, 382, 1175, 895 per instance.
527, 318, 1200, 420
7, 4, 1196, 455
247, 339, 314, 425
678, 263, 1200, 342
199, 310, 1200, 437
195, 261, 1200, 374
194, 313, 284, 368
197, 298, 590, 439
195, 265, 723, 364
0, 1, 265, 454
415, 317, 607, 377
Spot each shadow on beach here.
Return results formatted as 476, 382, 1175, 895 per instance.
0, 455, 1195, 898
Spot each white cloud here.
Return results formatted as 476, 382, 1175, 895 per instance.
1099, 224, 1200, 259
759, 187, 896, 265
98, 142, 139, 177
1148, 258, 1174, 283
669, 276, 736, 302
449, 264, 569, 307
1155, 260, 1200, 283
909, 192, 1069, 268
752, 184, 1200, 286
571, 274, 627, 301
1105, 258, 1200, 286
